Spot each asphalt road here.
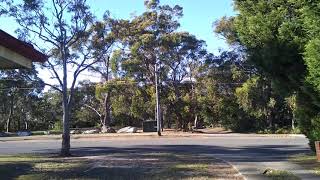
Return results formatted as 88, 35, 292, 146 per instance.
0, 134, 317, 179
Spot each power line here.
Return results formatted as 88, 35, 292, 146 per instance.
0, 80, 247, 91
0, 79, 22, 81
0, 84, 54, 91
0, 87, 42, 91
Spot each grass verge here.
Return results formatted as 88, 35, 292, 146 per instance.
0, 153, 243, 180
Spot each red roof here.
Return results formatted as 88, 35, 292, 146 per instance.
0, 30, 48, 62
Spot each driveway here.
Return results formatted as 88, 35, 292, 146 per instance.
0, 134, 318, 179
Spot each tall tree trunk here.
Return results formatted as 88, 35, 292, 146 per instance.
61, 99, 70, 156
25, 121, 28, 130
61, 54, 71, 157
102, 57, 111, 128
292, 115, 295, 130
291, 108, 295, 130
6, 103, 13, 133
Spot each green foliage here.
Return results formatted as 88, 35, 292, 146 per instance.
236, 76, 264, 118
52, 121, 62, 131
197, 50, 270, 132
219, 99, 255, 132
214, 0, 320, 150
214, 16, 238, 46
305, 39, 320, 95
295, 98, 320, 151
234, 75, 292, 132
96, 79, 154, 127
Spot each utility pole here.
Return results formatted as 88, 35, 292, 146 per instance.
155, 62, 161, 136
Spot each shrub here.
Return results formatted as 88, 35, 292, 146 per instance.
52, 121, 62, 131
295, 95, 320, 151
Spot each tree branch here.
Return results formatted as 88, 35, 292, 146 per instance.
44, 83, 62, 93
46, 60, 63, 88
84, 104, 102, 118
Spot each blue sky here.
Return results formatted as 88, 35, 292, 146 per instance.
0, 0, 235, 53
88, 0, 235, 53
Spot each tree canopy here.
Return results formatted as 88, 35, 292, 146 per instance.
1, 0, 320, 155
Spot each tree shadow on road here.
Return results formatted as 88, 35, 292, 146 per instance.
63, 144, 310, 163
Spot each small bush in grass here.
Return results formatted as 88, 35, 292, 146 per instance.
48, 130, 62, 135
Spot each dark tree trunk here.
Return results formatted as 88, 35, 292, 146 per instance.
165, 105, 173, 129
160, 107, 164, 131
17, 117, 20, 131
167, 115, 171, 129
6, 98, 14, 133
103, 91, 111, 127
270, 110, 275, 133
18, 107, 23, 130
182, 118, 189, 132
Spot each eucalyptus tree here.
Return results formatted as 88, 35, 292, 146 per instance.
110, 0, 208, 130
108, 0, 184, 82
160, 32, 207, 130
1, 0, 96, 156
